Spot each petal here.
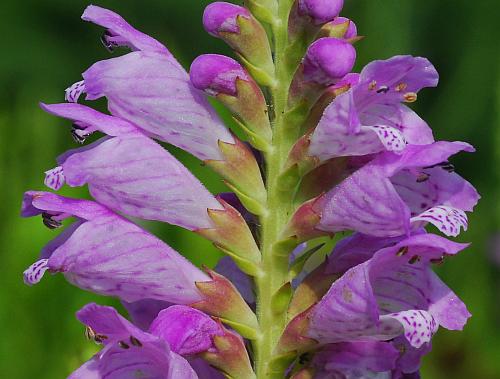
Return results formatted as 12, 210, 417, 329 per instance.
57, 134, 223, 230
76, 303, 153, 345
122, 299, 172, 330
381, 310, 438, 348
40, 102, 138, 137
410, 206, 468, 237
317, 165, 411, 237
189, 358, 225, 379
81, 51, 234, 161
81, 5, 169, 54
149, 305, 223, 355
314, 341, 399, 373
25, 194, 209, 304
392, 336, 432, 374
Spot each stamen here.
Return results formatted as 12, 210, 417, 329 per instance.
395, 83, 408, 92
396, 246, 409, 257
71, 127, 91, 144
416, 173, 430, 183
409, 255, 421, 264
84, 326, 96, 340
65, 80, 86, 103
376, 85, 389, 94
129, 336, 142, 347
42, 212, 63, 229
100, 31, 116, 52
23, 259, 49, 285
403, 92, 418, 103
118, 341, 130, 349
44, 166, 66, 191
368, 80, 377, 90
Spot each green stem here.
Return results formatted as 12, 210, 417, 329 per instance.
254, 1, 299, 378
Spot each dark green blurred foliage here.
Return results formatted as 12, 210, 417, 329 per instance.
0, 1, 498, 378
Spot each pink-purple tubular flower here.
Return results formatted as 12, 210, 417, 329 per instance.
23, 2, 479, 378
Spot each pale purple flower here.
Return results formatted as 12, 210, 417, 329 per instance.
317, 142, 479, 237
302, 37, 357, 85
309, 55, 439, 163
66, 5, 234, 161
42, 103, 223, 230
22, 191, 209, 304
203, 2, 251, 36
308, 233, 471, 348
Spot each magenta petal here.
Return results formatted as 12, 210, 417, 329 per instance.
149, 306, 223, 355
81, 51, 234, 161
298, 0, 344, 24
82, 5, 169, 54
23, 192, 209, 304
203, 2, 251, 36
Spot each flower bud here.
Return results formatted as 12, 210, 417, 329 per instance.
302, 37, 356, 85
318, 17, 358, 39
297, 0, 344, 25
190, 54, 272, 149
191, 54, 249, 97
203, 2, 275, 85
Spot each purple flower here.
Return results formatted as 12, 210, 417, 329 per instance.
330, 16, 358, 39
302, 37, 357, 85
308, 233, 471, 348
317, 141, 479, 237
41, 103, 223, 231
308, 55, 439, 163
22, 191, 209, 304
66, 5, 234, 161
297, 0, 345, 25
69, 303, 221, 378
122, 299, 172, 331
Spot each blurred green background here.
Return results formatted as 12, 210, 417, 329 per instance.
0, 0, 498, 378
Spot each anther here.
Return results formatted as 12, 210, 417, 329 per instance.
100, 31, 116, 52
130, 336, 142, 347
416, 173, 430, 183
85, 326, 96, 340
70, 126, 90, 144
396, 246, 409, 257
409, 255, 421, 264
403, 92, 418, 103
376, 85, 389, 94
118, 341, 130, 349
368, 80, 377, 90
395, 83, 408, 92
42, 212, 62, 229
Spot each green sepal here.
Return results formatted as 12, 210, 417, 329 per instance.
192, 269, 259, 333
267, 352, 296, 375
244, 0, 277, 24
231, 117, 271, 152
223, 180, 268, 217
288, 243, 325, 280
237, 53, 276, 88
317, 20, 349, 39
271, 282, 292, 316
219, 317, 262, 340
273, 236, 300, 258
214, 243, 261, 277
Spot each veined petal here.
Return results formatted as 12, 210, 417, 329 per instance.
53, 133, 222, 230
149, 306, 223, 355
317, 142, 479, 237
23, 192, 209, 304
80, 51, 234, 161
309, 233, 469, 345
82, 5, 169, 54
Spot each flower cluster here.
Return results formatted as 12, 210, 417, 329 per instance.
23, 2, 478, 379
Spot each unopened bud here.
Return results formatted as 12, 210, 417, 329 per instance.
297, 0, 344, 25
203, 2, 274, 85
303, 37, 356, 85
190, 54, 272, 149
318, 17, 358, 39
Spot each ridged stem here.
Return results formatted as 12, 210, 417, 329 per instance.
254, 1, 299, 378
